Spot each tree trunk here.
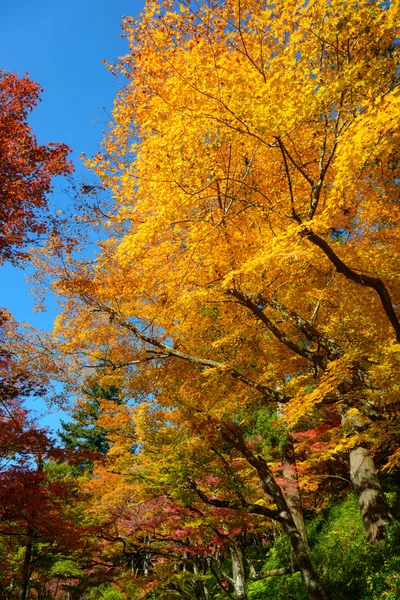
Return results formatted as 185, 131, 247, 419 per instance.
277, 404, 308, 546
230, 541, 248, 600
350, 446, 393, 544
193, 559, 210, 600
19, 528, 33, 600
226, 432, 327, 600
282, 439, 309, 544
278, 509, 327, 600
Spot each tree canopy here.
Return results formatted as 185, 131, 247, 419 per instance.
0, 71, 72, 264
2, 1, 400, 599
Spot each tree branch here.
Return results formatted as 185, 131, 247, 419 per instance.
187, 478, 280, 521
301, 228, 400, 342
258, 294, 343, 361
275, 137, 301, 222
275, 137, 315, 188
228, 288, 327, 368
81, 295, 292, 404
250, 566, 294, 580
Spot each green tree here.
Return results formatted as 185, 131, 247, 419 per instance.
59, 382, 123, 456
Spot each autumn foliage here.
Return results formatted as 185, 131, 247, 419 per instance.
0, 71, 72, 264
2, 1, 400, 599
19, 0, 400, 597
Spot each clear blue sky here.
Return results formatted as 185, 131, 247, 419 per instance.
0, 0, 144, 428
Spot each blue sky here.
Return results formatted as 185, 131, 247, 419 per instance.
0, 0, 144, 428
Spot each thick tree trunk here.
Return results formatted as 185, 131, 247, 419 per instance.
350, 446, 393, 544
230, 541, 248, 600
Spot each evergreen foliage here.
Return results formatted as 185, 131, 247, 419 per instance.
59, 383, 123, 455
248, 493, 400, 600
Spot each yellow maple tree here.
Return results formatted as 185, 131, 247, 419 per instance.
29, 1, 400, 598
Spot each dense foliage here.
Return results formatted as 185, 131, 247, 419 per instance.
1, 0, 400, 599
0, 71, 72, 264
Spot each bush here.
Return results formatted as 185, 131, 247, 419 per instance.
248, 493, 400, 600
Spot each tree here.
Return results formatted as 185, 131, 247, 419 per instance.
86, 0, 399, 540
59, 382, 124, 464
29, 0, 400, 597
0, 312, 88, 600
0, 71, 72, 264
81, 392, 284, 600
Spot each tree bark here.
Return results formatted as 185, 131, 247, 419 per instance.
277, 403, 309, 549
230, 541, 248, 600
193, 559, 209, 600
222, 432, 327, 600
278, 510, 327, 600
19, 528, 33, 600
282, 438, 308, 545
350, 446, 393, 544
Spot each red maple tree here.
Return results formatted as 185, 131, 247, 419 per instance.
0, 71, 73, 263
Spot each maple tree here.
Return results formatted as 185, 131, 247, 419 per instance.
81, 387, 294, 600
0, 313, 85, 600
0, 71, 72, 264
26, 0, 400, 598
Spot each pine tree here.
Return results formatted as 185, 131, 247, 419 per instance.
59, 382, 123, 457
